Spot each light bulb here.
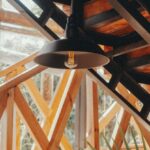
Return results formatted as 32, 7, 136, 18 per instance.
64, 51, 78, 69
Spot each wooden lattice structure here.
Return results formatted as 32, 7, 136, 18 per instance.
0, 0, 150, 150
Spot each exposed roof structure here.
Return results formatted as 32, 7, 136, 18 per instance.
0, 0, 150, 150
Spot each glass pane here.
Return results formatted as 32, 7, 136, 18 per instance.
0, 30, 45, 66
19, 0, 43, 18
2, 0, 18, 13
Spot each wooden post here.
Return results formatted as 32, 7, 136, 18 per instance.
16, 113, 21, 150
0, 92, 8, 119
75, 75, 87, 150
6, 89, 14, 150
0, 110, 7, 150
86, 76, 94, 146
86, 77, 100, 150
92, 82, 99, 150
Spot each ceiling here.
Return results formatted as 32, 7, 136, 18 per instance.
1, 0, 150, 129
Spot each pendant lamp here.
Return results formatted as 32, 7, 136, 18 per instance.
34, 0, 109, 69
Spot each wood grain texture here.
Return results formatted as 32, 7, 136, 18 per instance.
14, 87, 49, 150
48, 70, 85, 150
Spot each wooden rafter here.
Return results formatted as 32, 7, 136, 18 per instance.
109, 0, 150, 43
0, 9, 32, 27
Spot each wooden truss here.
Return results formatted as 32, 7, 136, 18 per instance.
0, 53, 149, 150
0, 0, 150, 149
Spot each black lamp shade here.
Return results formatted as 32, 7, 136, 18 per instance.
34, 38, 109, 69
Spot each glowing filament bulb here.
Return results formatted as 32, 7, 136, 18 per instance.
64, 51, 78, 69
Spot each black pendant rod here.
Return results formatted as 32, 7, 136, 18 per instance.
71, 0, 84, 27
65, 0, 84, 38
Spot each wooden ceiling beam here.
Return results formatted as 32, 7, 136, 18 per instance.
0, 65, 46, 93
85, 1, 141, 27
105, 61, 150, 119
0, 9, 32, 27
107, 40, 149, 57
52, 0, 90, 5
88, 69, 150, 132
84, 0, 112, 18
136, 0, 150, 13
8, 0, 59, 40
85, 9, 119, 27
61, 0, 112, 18
120, 72, 150, 117
125, 54, 150, 69
127, 71, 150, 84
9, 0, 149, 133
7, 0, 148, 49
0, 10, 63, 36
109, 0, 150, 43
93, 9, 150, 36
85, 30, 143, 46
33, 0, 67, 29
0, 24, 40, 36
